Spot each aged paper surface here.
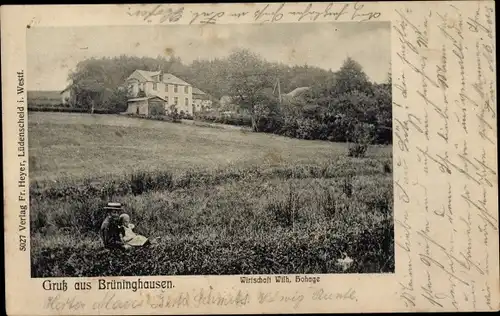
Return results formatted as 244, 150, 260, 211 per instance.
2, 1, 498, 314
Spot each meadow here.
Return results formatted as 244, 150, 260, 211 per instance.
29, 112, 394, 277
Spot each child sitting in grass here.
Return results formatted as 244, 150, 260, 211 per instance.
119, 213, 150, 248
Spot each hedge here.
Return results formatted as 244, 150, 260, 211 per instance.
28, 107, 116, 114
195, 114, 252, 127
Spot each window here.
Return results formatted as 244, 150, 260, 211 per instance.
174, 85, 178, 93
184, 86, 188, 93
153, 83, 157, 90
185, 98, 188, 106
174, 97, 178, 104
165, 85, 168, 92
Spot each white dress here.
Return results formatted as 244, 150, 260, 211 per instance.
122, 224, 148, 246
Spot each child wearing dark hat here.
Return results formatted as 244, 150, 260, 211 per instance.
100, 202, 126, 250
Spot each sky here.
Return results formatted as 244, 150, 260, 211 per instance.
27, 22, 390, 91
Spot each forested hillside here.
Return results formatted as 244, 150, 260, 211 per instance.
67, 49, 391, 146
67, 52, 335, 108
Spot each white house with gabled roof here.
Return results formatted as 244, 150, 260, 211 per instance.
192, 87, 213, 112
126, 70, 194, 115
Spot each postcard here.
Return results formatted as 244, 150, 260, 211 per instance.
1, 1, 498, 314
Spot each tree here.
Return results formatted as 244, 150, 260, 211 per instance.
226, 49, 274, 131
65, 52, 335, 115
69, 59, 114, 113
371, 83, 392, 144
254, 87, 283, 133
103, 87, 128, 113
334, 57, 370, 95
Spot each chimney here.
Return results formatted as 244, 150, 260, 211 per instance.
157, 66, 163, 82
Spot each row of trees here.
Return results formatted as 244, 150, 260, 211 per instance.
221, 50, 392, 145
67, 52, 335, 113
68, 49, 391, 145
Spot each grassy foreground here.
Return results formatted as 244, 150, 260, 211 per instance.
29, 112, 394, 277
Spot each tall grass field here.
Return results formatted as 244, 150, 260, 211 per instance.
29, 112, 394, 277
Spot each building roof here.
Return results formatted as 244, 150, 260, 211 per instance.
135, 70, 160, 81
162, 73, 190, 86
130, 70, 191, 86
192, 87, 212, 100
128, 95, 167, 102
128, 97, 149, 102
285, 87, 310, 98
192, 87, 206, 95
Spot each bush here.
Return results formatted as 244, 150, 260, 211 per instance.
123, 113, 182, 123
28, 103, 70, 108
30, 158, 391, 202
383, 160, 392, 173
167, 106, 182, 122
130, 170, 174, 195
102, 89, 128, 113
28, 107, 115, 114
341, 174, 354, 197
149, 105, 164, 117
266, 185, 301, 227
295, 117, 320, 140
348, 143, 368, 157
347, 122, 375, 158
196, 113, 252, 127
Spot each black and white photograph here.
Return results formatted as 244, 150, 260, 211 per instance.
28, 22, 393, 277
